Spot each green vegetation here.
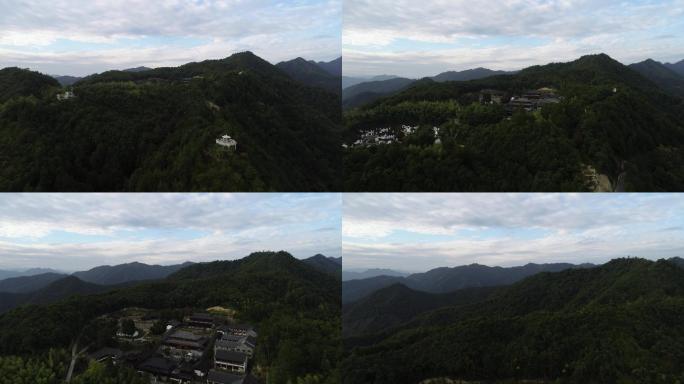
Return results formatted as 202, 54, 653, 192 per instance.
0, 52, 341, 191
344, 54, 684, 191
342, 258, 684, 384
0, 251, 341, 384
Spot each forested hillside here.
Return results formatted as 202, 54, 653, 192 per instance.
0, 251, 341, 384
344, 54, 684, 192
0, 52, 341, 192
342, 258, 684, 384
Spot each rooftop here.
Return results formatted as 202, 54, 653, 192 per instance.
215, 349, 248, 364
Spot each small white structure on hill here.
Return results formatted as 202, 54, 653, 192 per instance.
216, 134, 237, 151
57, 90, 75, 101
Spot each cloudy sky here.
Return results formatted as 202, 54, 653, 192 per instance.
343, 194, 684, 272
343, 0, 684, 78
0, 193, 341, 271
0, 0, 341, 76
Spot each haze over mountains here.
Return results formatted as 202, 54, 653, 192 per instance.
342, 67, 515, 109
342, 261, 595, 303
343, 257, 684, 383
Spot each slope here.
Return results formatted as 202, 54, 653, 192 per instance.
0, 52, 342, 192
0, 272, 68, 293
342, 258, 684, 384
0, 67, 59, 103
629, 59, 684, 97
344, 53, 684, 192
276, 57, 341, 93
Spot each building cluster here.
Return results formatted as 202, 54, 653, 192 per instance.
348, 125, 441, 148
478, 88, 562, 113
56, 89, 75, 101
87, 312, 258, 384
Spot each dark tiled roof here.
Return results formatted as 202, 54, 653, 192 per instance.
215, 349, 248, 364
89, 347, 123, 361
138, 357, 176, 375
207, 369, 244, 384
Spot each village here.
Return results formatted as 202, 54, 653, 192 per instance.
86, 308, 259, 384
347, 125, 441, 148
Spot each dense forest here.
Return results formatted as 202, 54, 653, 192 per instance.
342, 257, 684, 383
0, 251, 341, 384
344, 54, 684, 191
0, 52, 341, 192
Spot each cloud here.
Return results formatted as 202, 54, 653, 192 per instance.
342, 194, 684, 271
0, 193, 341, 271
342, 0, 684, 77
0, 0, 341, 75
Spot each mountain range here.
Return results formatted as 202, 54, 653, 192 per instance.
342, 261, 594, 303
342, 268, 408, 281
0, 51, 342, 192
342, 68, 513, 109
0, 254, 337, 313
276, 57, 341, 93
0, 251, 340, 383
342, 257, 684, 383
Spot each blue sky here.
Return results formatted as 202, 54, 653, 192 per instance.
343, 193, 684, 272
343, 0, 684, 77
0, 193, 341, 271
0, 0, 341, 76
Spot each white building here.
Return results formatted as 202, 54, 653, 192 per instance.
57, 90, 75, 101
216, 135, 237, 151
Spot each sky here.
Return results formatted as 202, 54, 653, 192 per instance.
343, 0, 684, 78
0, 0, 341, 76
0, 193, 341, 271
343, 193, 684, 272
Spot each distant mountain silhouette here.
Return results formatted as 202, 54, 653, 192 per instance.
629, 58, 684, 97
343, 75, 400, 89
123, 66, 153, 73
73, 261, 193, 285
0, 272, 67, 293
342, 262, 594, 303
0, 268, 63, 281
664, 59, 684, 77
0, 275, 111, 314
342, 77, 414, 109
52, 75, 82, 86
342, 268, 409, 281
303, 254, 342, 276
276, 57, 341, 93
0, 67, 59, 103
432, 67, 512, 82
313, 57, 342, 77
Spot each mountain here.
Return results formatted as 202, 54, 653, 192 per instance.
0, 67, 60, 103
342, 268, 409, 281
342, 258, 684, 383
0, 272, 67, 293
0, 275, 111, 314
73, 261, 193, 285
343, 283, 497, 337
302, 254, 342, 276
342, 77, 415, 109
343, 75, 400, 89
628, 58, 684, 96
432, 67, 511, 82
52, 75, 82, 86
664, 59, 684, 77
313, 57, 342, 77
344, 53, 684, 192
342, 262, 592, 303
276, 57, 341, 93
0, 51, 342, 192
0, 251, 340, 383
123, 66, 152, 73
0, 268, 63, 281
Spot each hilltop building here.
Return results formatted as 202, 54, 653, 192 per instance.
216, 135, 237, 151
